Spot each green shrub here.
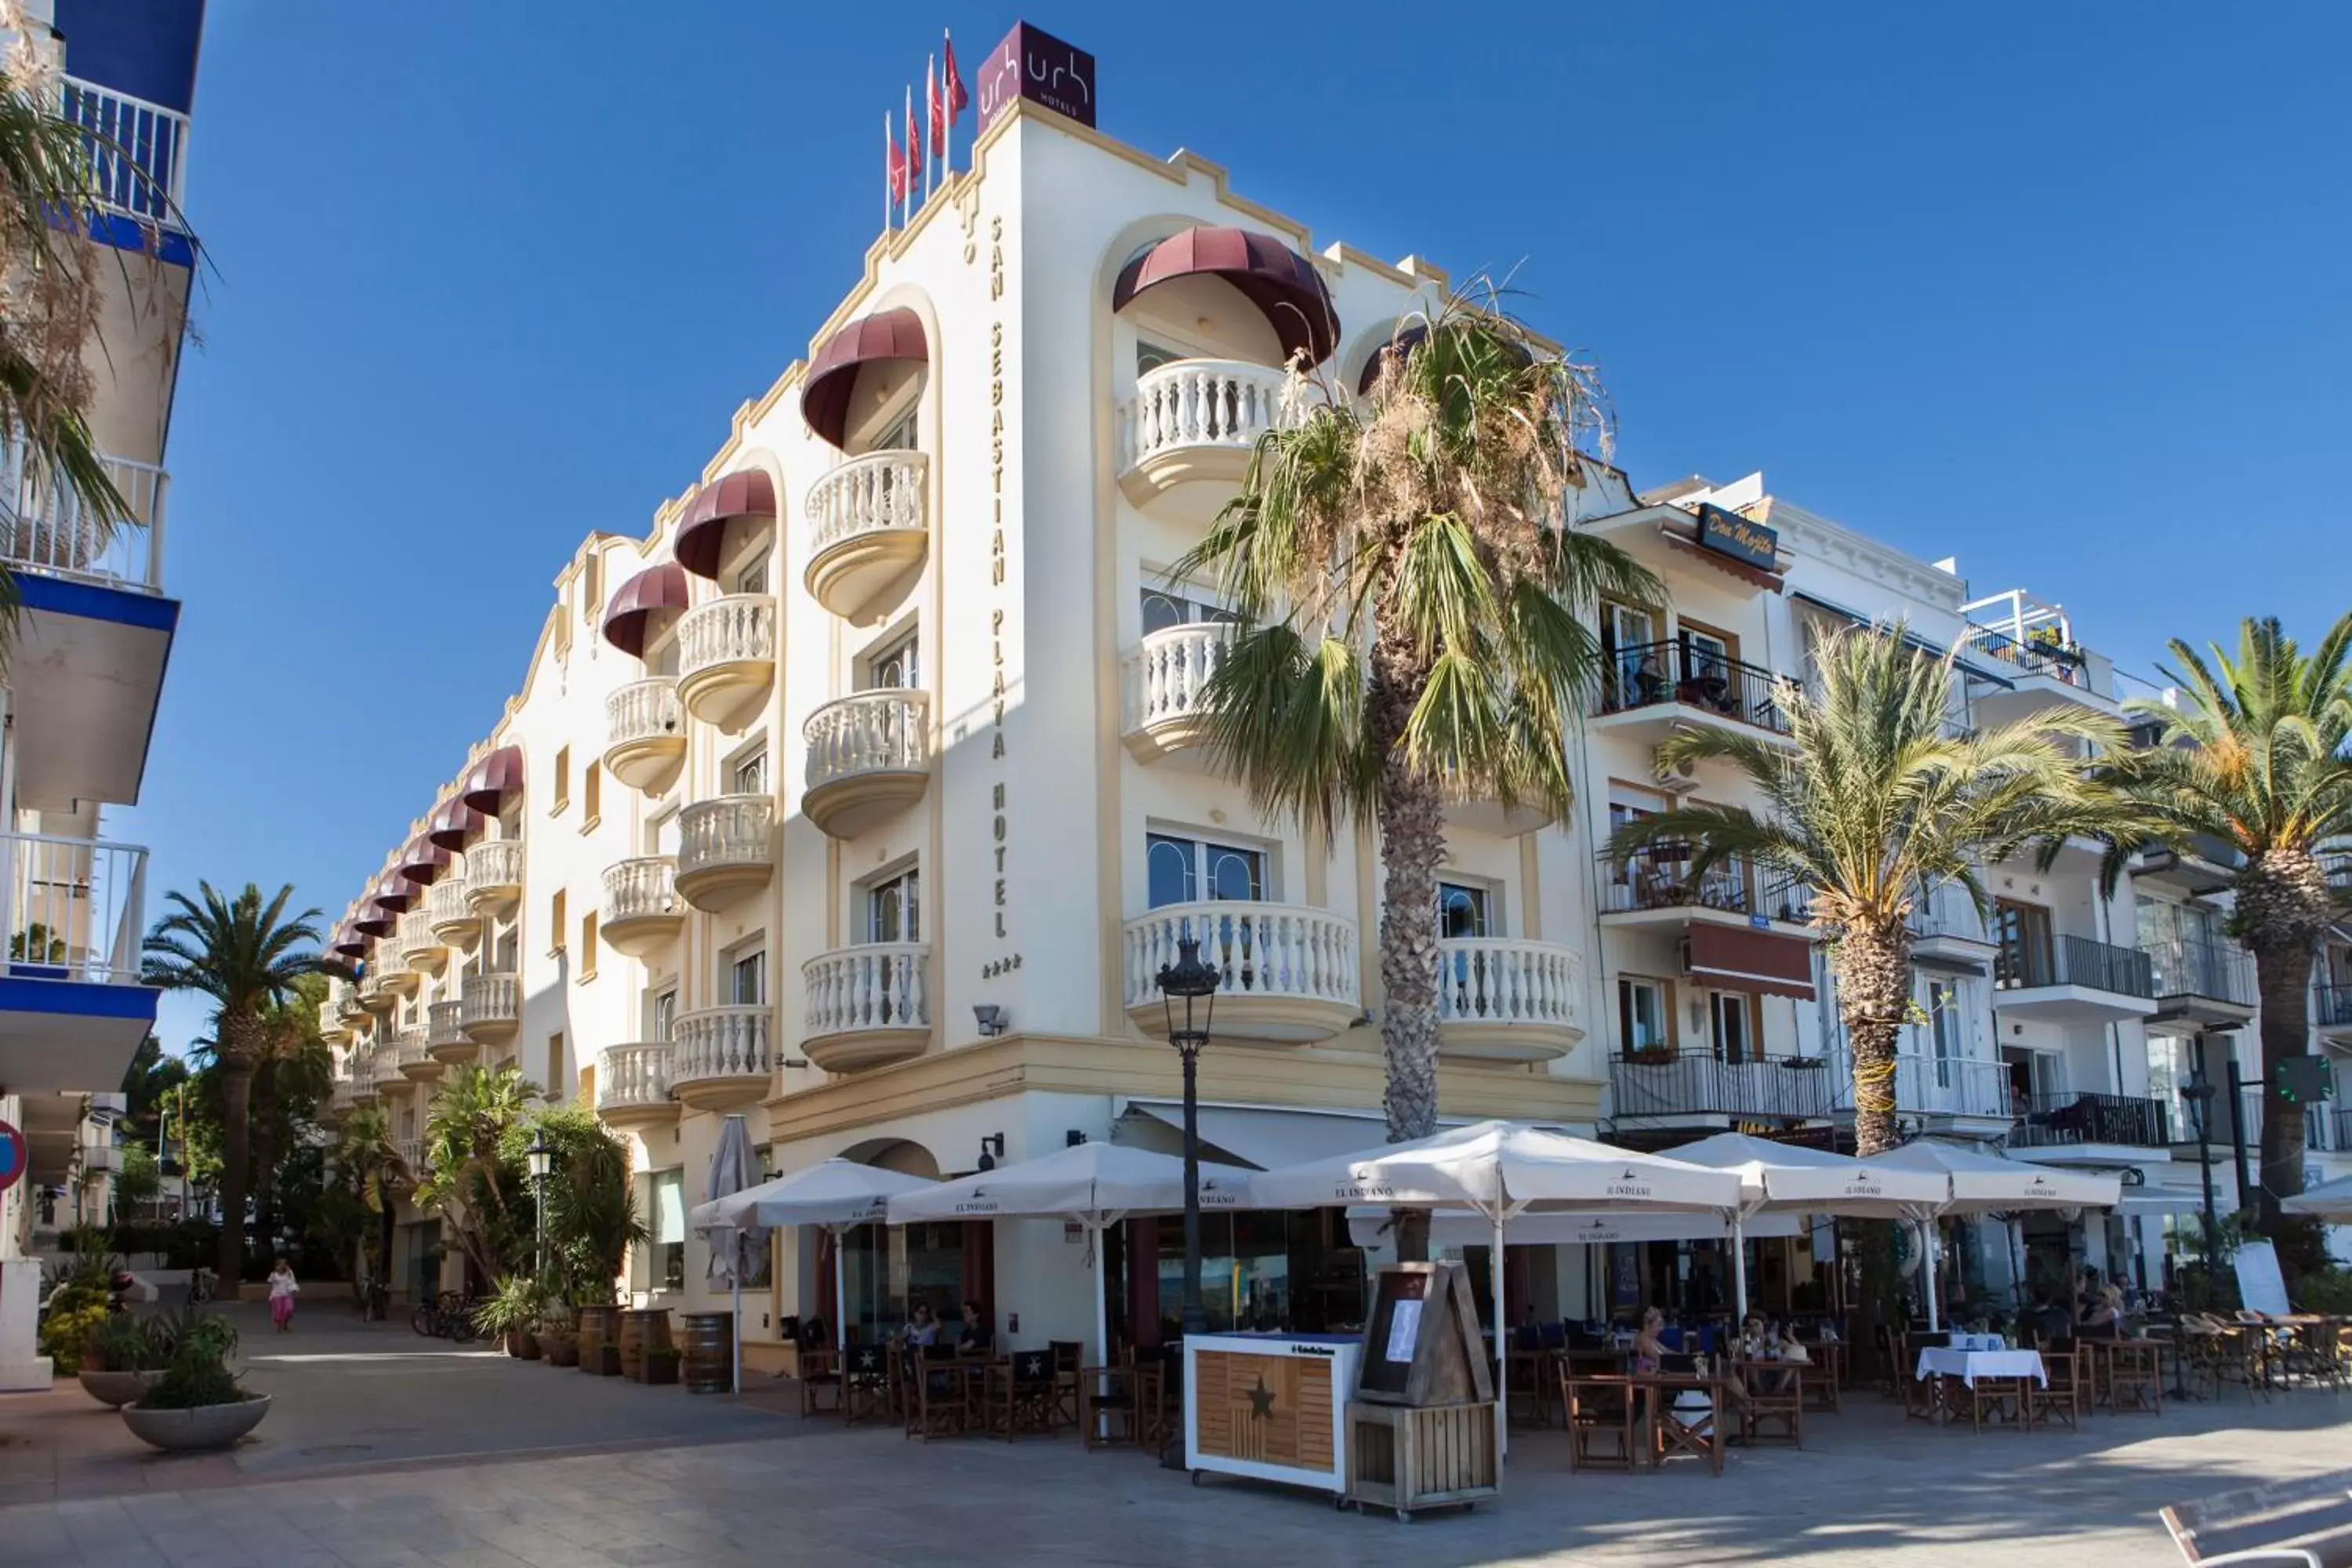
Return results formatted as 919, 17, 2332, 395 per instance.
152, 1307, 238, 1363
2292, 1269, 2352, 1315
39, 1301, 107, 1374
140, 1341, 248, 1410
472, 1274, 550, 1339
86, 1313, 166, 1373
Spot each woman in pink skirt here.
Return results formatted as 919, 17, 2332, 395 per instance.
267, 1258, 299, 1332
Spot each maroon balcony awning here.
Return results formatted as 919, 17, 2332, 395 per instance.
461, 745, 525, 817
426, 797, 488, 854
329, 922, 368, 958
369, 873, 414, 915
1686, 924, 1816, 1001
675, 470, 778, 581
320, 953, 358, 981
1356, 324, 1428, 396
395, 835, 451, 889
801, 307, 927, 450
354, 902, 395, 938
601, 561, 690, 659
1114, 227, 1339, 366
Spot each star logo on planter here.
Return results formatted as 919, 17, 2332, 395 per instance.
1246, 1374, 1276, 1419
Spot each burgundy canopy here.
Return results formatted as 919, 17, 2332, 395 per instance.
426, 797, 488, 854
329, 922, 368, 958
395, 835, 451, 889
369, 873, 414, 915
1356, 323, 1429, 396
674, 470, 778, 580
320, 953, 358, 981
600, 561, 690, 659
1113, 227, 1339, 366
354, 902, 395, 938
461, 745, 525, 817
800, 307, 927, 450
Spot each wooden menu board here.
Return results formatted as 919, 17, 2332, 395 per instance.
1354, 1261, 1492, 1407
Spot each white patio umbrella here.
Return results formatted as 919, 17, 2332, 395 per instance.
2284, 1173, 2352, 1222
1662, 1133, 1954, 1317
1870, 1140, 2122, 1330
887, 1142, 1254, 1377
691, 1157, 934, 1374
1250, 1120, 1746, 1458
700, 1115, 766, 1396
1346, 1207, 1803, 1250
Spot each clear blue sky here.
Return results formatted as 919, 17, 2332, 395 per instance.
123, 2, 2352, 1053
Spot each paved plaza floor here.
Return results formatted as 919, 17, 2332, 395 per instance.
2, 1304, 2346, 1566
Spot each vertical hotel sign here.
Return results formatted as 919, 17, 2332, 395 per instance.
977, 22, 1096, 134
1695, 503, 1778, 572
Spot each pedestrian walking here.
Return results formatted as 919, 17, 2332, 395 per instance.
267, 1257, 299, 1332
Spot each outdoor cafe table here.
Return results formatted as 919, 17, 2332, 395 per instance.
1563, 1373, 1729, 1476
1915, 1347, 2048, 1387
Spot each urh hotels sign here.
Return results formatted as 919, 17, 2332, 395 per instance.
1696, 502, 1778, 571
978, 22, 1096, 133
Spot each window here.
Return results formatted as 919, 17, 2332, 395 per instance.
579, 913, 598, 978
1927, 979, 1958, 1088
1137, 339, 1183, 376
1993, 900, 2053, 989
1602, 601, 1661, 702
875, 407, 918, 452
1436, 881, 1491, 939
729, 746, 769, 797
868, 869, 920, 943
580, 557, 601, 622
1679, 624, 1733, 684
547, 1033, 565, 1091
652, 989, 677, 1041
1139, 588, 1232, 637
582, 763, 601, 826
1710, 992, 1754, 1065
1146, 832, 1266, 908
735, 557, 769, 597
651, 1170, 685, 1291
865, 630, 920, 691
552, 746, 571, 814
731, 950, 768, 1006
1618, 978, 1668, 1055
549, 890, 567, 954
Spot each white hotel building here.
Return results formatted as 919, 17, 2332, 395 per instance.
318, 50, 2349, 1358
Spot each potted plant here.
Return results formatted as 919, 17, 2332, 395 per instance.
643, 1346, 681, 1387
475, 1274, 550, 1358
121, 1335, 269, 1451
539, 1302, 579, 1367
78, 1314, 167, 1408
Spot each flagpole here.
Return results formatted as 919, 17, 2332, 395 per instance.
881, 111, 891, 234
944, 30, 957, 179
902, 84, 914, 224
927, 53, 938, 198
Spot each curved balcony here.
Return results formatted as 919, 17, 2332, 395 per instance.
1117, 358, 1290, 503
803, 943, 930, 1074
1435, 938, 1583, 1062
601, 855, 682, 956
670, 1004, 775, 1112
336, 978, 369, 1026
465, 839, 524, 919
676, 593, 777, 731
376, 951, 418, 1000
1123, 902, 1359, 1047
426, 1000, 475, 1068
358, 968, 394, 1014
370, 1047, 407, 1091
392, 1030, 438, 1084
397, 909, 446, 976
1121, 624, 1230, 764
461, 971, 521, 1047
674, 795, 775, 910
803, 690, 929, 839
427, 876, 478, 949
320, 982, 353, 1042
805, 451, 929, 619
595, 1042, 676, 1131
604, 677, 685, 793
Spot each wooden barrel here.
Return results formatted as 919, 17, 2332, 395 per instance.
616, 1308, 652, 1381
576, 1305, 616, 1374
680, 1312, 733, 1395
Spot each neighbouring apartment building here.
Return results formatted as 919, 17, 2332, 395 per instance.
0, 0, 201, 1387
317, 25, 2349, 1363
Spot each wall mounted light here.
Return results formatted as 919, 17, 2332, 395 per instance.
974, 1004, 1007, 1038
977, 1133, 1005, 1171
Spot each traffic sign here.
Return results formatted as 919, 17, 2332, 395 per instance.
0, 1120, 25, 1196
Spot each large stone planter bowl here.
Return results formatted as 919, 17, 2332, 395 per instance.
121, 1395, 271, 1452
78, 1368, 165, 1408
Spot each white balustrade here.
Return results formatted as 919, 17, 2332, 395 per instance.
426, 1000, 468, 1051
677, 594, 776, 679
606, 677, 682, 751
677, 797, 775, 880
397, 909, 438, 961
808, 450, 929, 557
596, 1044, 673, 1116
391, 1031, 429, 1072
602, 856, 679, 923
0, 830, 148, 985
1120, 359, 1292, 474
1124, 623, 1232, 734
804, 691, 929, 789
397, 1137, 423, 1174
427, 876, 474, 935
461, 972, 521, 1031
672, 1005, 774, 1086
1436, 938, 1581, 1034
804, 944, 930, 1037
466, 838, 524, 894
1122, 902, 1359, 1011
0, 437, 167, 593
370, 1049, 405, 1088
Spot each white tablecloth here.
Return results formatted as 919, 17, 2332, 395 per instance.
1915, 1348, 2047, 1387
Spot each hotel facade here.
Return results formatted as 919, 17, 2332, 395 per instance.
319, 53, 2350, 1360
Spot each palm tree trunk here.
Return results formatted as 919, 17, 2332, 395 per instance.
214, 1060, 254, 1284
376, 1172, 397, 1314
249, 1065, 279, 1268
1835, 923, 1911, 1157
2249, 941, 2312, 1238
1369, 622, 1443, 1263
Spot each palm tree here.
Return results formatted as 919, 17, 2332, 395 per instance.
142, 882, 323, 1281
332, 1102, 408, 1307
416, 1064, 543, 1287
1174, 300, 1658, 1256
2102, 614, 2352, 1243
1605, 625, 2154, 1156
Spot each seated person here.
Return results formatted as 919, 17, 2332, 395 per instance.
1632, 1308, 1668, 1375
956, 1301, 993, 1356
904, 1301, 938, 1348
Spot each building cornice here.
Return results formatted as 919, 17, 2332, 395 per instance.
1771, 501, 1964, 610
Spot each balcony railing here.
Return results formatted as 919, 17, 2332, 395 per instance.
62, 78, 188, 225
0, 832, 147, 986
1124, 623, 1231, 735
397, 909, 439, 964
2143, 936, 2256, 1007
426, 877, 475, 939
1120, 359, 1290, 475
677, 594, 776, 680
1610, 1054, 1837, 1121
397, 1137, 423, 1175
606, 677, 682, 753
1602, 845, 1761, 917
808, 450, 927, 559
1121, 902, 1359, 1015
0, 441, 167, 593
595, 1043, 672, 1117
2315, 983, 2352, 1030
426, 1000, 468, 1052
601, 855, 679, 924
2010, 1091, 2171, 1149
1995, 934, 2154, 998
1436, 938, 1581, 1036
466, 839, 524, 900
391, 1031, 430, 1074
460, 972, 521, 1033
369, 1048, 405, 1089
672, 1005, 774, 1087
2309, 1106, 2352, 1154
1907, 884, 1991, 945
805, 690, 929, 791
677, 796, 775, 880
1961, 625, 2091, 686
805, 943, 931, 1037
1596, 639, 1791, 735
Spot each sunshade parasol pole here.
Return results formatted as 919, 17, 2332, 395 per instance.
1732, 1211, 1750, 1320
833, 1225, 850, 1369
731, 1271, 742, 1396
1922, 1214, 1941, 1331
1491, 1207, 1508, 1465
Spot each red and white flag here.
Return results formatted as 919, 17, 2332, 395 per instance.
884, 111, 907, 215
927, 53, 946, 162
902, 83, 922, 205
944, 30, 968, 117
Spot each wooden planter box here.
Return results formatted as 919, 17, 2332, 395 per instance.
1345, 1402, 1498, 1519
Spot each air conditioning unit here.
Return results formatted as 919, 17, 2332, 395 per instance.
83, 1091, 127, 1124
1652, 743, 1700, 797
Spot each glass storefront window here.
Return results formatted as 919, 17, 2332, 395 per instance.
842, 1222, 967, 1343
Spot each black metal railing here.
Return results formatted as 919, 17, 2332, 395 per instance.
1601, 844, 1755, 916
2009, 1091, 2170, 1149
1994, 933, 2155, 998
2143, 936, 2257, 1008
2316, 983, 2352, 1030
1608, 1052, 1836, 1122
1962, 625, 2090, 686
1598, 638, 1791, 735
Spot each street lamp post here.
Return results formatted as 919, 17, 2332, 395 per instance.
2184, 1040, 2222, 1285
1155, 935, 1220, 1338
524, 1133, 554, 1285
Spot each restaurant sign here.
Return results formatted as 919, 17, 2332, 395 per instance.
1697, 503, 1778, 572
978, 22, 1097, 135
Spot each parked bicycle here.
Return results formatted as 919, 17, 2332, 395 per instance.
409, 1289, 482, 1341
